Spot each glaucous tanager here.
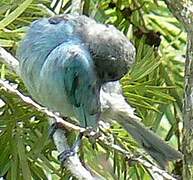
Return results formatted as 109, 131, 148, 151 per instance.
17, 14, 182, 168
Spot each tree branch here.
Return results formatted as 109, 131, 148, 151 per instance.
163, 0, 193, 179
164, 0, 193, 32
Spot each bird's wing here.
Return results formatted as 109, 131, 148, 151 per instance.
62, 43, 101, 128
39, 42, 101, 128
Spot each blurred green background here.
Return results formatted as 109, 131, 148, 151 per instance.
0, 0, 185, 179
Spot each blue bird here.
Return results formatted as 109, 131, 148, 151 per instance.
17, 16, 101, 160
17, 14, 182, 168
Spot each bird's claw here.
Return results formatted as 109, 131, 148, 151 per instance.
58, 149, 76, 164
58, 134, 83, 164
83, 128, 100, 149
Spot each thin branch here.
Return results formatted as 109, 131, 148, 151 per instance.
98, 133, 178, 180
0, 80, 84, 133
49, 122, 99, 180
0, 47, 20, 75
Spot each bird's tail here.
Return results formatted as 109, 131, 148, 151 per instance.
116, 113, 182, 168
101, 84, 183, 168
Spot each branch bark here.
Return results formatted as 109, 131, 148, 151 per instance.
182, 32, 193, 179
164, 0, 193, 179
164, 0, 193, 32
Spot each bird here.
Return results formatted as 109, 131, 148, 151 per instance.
17, 14, 182, 168
17, 16, 101, 161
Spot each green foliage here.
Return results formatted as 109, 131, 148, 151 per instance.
0, 0, 185, 179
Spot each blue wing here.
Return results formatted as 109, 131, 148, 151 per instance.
62, 43, 101, 127
40, 42, 100, 127
19, 41, 100, 128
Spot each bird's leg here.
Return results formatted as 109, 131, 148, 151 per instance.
58, 133, 83, 164
49, 120, 100, 163
56, 127, 100, 164
49, 117, 83, 164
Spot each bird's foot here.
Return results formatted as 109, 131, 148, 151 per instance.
48, 122, 58, 138
58, 149, 76, 163
58, 133, 83, 164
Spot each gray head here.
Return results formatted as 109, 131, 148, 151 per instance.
72, 15, 135, 82
49, 14, 136, 82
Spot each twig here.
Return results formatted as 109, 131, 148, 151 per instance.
0, 79, 84, 132
98, 133, 177, 180
0, 47, 20, 75
49, 120, 99, 180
